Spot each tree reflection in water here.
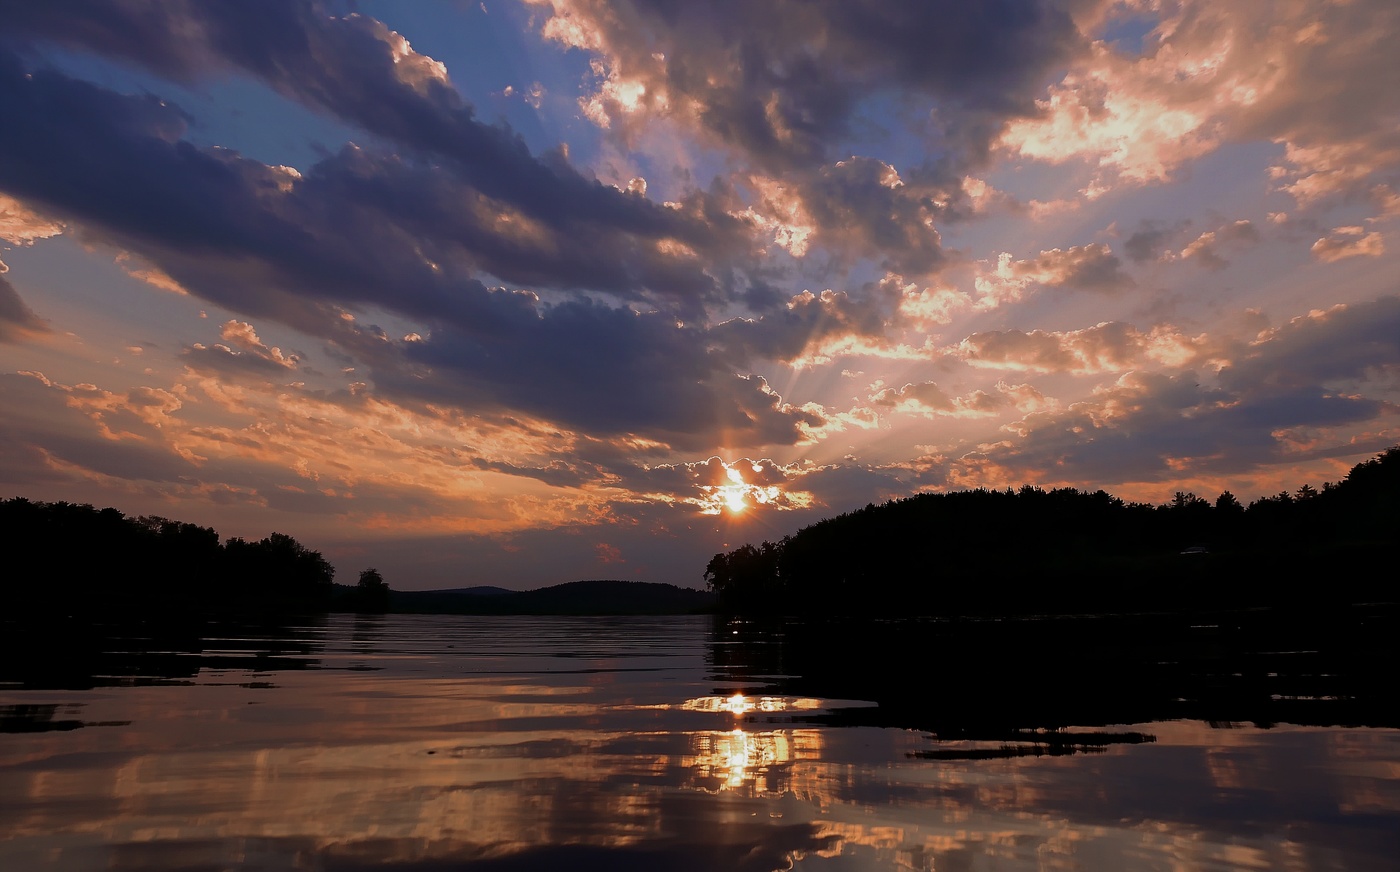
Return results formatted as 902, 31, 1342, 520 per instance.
0, 611, 1396, 871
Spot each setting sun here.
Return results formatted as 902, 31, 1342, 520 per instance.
722, 486, 747, 513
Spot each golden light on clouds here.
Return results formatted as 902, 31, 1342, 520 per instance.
697, 460, 790, 515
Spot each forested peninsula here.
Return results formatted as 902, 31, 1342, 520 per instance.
705, 446, 1399, 615
0, 498, 388, 616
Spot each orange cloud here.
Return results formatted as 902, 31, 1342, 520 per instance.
1003, 0, 1400, 214
1311, 226, 1385, 263
958, 321, 1210, 375
0, 194, 64, 245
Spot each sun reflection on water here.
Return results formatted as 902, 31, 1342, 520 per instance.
683, 728, 827, 795
681, 694, 822, 715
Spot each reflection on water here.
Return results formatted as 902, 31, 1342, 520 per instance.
1, 612, 1397, 871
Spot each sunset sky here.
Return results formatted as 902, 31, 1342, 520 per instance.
2, 0, 1397, 589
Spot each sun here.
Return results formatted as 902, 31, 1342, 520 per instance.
722, 485, 747, 513
698, 459, 795, 515
722, 466, 749, 512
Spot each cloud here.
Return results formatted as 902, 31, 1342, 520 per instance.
1123, 218, 1259, 269
615, 454, 823, 516
0, 48, 824, 449
1310, 226, 1385, 263
0, 364, 664, 540
0, 273, 49, 342
868, 381, 1003, 418
999, 0, 1400, 209
468, 457, 611, 490
0, 28, 756, 322
0, 193, 64, 244
4, 3, 675, 220
974, 244, 1132, 307
1219, 296, 1400, 392
522, 1, 1084, 295
998, 46, 1221, 185
712, 280, 903, 367
965, 297, 1400, 486
1178, 220, 1260, 269
958, 321, 1206, 374
531, 0, 1080, 172
1013, 243, 1133, 291
395, 303, 827, 451
0, 372, 197, 485
181, 320, 301, 379
789, 158, 948, 276
973, 371, 1380, 487
1124, 219, 1191, 264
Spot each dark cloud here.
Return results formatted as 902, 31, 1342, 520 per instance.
1179, 220, 1259, 269
180, 343, 298, 380
179, 320, 302, 380
0, 1, 742, 242
533, 0, 1080, 290
1219, 296, 1400, 392
1019, 244, 1133, 292
0, 273, 48, 342
1124, 218, 1260, 268
798, 157, 948, 276
1124, 219, 1190, 263
468, 457, 610, 489
970, 300, 1400, 484
0, 49, 749, 322
398, 303, 825, 450
0, 47, 832, 448
790, 461, 915, 511
546, 0, 1080, 173
712, 279, 902, 366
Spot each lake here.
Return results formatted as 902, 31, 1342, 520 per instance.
2, 610, 1397, 871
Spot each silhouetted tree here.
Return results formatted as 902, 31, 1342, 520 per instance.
354, 567, 390, 612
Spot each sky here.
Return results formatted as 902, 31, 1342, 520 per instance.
1, 0, 1397, 590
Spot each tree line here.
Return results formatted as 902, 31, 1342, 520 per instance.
0, 498, 389, 616
704, 446, 1400, 615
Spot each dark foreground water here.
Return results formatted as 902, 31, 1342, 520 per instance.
2, 611, 1397, 871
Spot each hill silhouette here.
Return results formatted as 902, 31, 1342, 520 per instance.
704, 445, 1400, 615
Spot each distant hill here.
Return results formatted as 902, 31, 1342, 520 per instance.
391, 580, 715, 615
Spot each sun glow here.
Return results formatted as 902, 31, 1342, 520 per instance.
721, 467, 748, 512
697, 460, 787, 515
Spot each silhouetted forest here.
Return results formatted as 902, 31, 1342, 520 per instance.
0, 498, 354, 617
705, 446, 1400, 615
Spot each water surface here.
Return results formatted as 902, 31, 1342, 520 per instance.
2, 612, 1396, 871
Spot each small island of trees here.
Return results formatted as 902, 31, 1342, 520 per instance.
705, 445, 1399, 615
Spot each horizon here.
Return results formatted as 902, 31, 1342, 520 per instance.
2, 1, 1397, 591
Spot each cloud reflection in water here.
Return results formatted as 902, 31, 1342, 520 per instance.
0, 615, 1397, 871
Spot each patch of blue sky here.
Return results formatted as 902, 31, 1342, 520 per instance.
1096, 8, 1161, 57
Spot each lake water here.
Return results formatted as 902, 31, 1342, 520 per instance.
2, 611, 1397, 871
